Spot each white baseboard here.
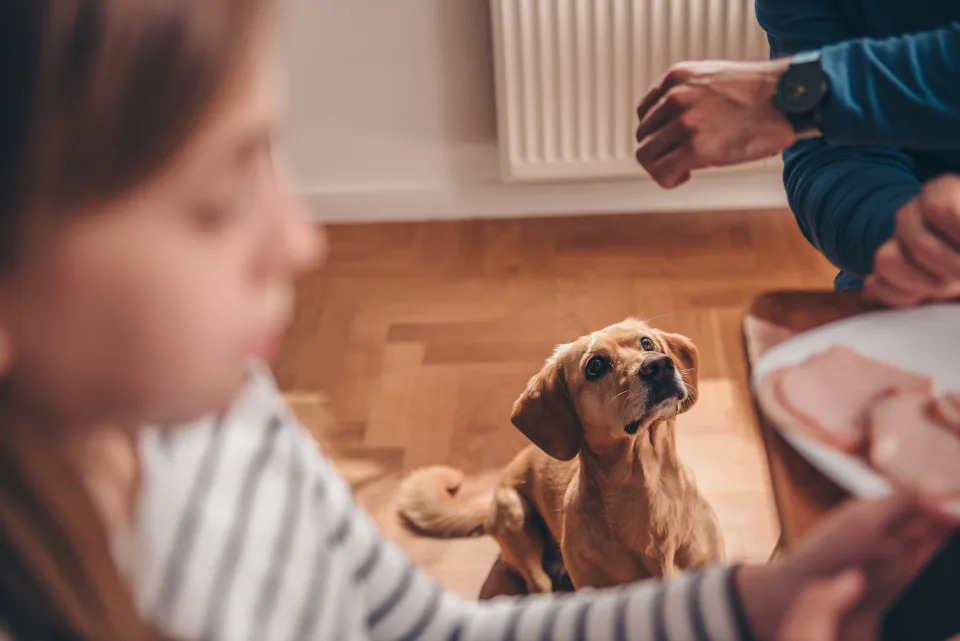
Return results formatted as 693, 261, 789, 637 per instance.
301, 168, 788, 223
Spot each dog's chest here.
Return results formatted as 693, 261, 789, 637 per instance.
603, 470, 688, 550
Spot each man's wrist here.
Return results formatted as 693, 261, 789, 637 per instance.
773, 52, 828, 138
761, 57, 793, 102
753, 58, 802, 147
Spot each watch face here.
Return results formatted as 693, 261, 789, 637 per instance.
779, 63, 828, 114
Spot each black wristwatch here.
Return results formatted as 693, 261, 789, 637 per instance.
775, 50, 829, 138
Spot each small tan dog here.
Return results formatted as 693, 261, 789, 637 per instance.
398, 318, 724, 592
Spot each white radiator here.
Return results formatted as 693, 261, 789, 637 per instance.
491, 0, 773, 183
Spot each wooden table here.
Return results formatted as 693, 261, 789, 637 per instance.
742, 289, 879, 545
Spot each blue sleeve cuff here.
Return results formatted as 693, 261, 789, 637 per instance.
834, 271, 864, 291
817, 24, 960, 147
782, 142, 922, 277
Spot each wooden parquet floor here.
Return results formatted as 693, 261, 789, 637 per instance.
274, 208, 839, 598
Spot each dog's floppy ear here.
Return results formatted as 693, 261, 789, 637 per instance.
511, 357, 582, 461
661, 332, 699, 413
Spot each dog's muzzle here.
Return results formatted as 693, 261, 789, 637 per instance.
640, 354, 685, 405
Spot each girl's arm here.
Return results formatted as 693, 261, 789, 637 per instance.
133, 370, 756, 641
319, 466, 750, 641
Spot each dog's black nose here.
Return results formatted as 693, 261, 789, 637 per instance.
640, 354, 674, 383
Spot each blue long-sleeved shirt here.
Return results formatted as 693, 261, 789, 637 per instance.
755, 2, 960, 289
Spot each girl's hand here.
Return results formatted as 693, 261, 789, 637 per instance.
778, 571, 865, 641
737, 493, 958, 641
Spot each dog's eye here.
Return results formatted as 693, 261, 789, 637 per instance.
640, 337, 657, 351
584, 356, 609, 380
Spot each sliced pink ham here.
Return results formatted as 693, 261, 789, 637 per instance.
771, 346, 933, 453
868, 391, 960, 495
928, 392, 960, 434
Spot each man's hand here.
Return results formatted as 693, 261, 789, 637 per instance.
635, 59, 797, 188
736, 493, 957, 641
866, 175, 960, 307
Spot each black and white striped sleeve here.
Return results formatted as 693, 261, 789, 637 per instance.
131, 368, 755, 641
322, 465, 753, 641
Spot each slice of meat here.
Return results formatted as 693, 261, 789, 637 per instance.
928, 391, 960, 434
755, 369, 808, 437
773, 346, 933, 453
868, 391, 960, 495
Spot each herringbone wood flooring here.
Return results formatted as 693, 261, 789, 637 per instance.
274, 208, 838, 598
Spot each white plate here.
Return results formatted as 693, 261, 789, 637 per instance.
752, 303, 960, 504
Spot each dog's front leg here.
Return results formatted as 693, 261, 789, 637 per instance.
657, 544, 678, 577
489, 488, 553, 594
563, 558, 615, 590
562, 539, 631, 590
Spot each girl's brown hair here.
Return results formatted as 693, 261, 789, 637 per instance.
0, 0, 269, 637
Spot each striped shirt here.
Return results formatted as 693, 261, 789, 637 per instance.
115, 367, 755, 641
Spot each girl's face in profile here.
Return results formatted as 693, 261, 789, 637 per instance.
0, 55, 325, 428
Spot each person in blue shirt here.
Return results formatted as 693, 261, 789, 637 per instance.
636, 6, 960, 640
634, 2, 960, 307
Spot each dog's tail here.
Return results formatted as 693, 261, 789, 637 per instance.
397, 466, 487, 538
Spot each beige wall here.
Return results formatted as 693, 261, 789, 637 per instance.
281, 0, 786, 222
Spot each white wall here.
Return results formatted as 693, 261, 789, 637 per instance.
281, 0, 786, 223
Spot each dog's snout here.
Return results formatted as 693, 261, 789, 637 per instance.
640, 354, 674, 382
